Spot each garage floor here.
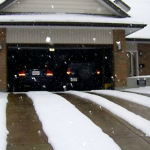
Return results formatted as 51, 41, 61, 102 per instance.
6, 93, 150, 150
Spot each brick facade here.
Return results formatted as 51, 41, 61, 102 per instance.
0, 28, 7, 91
113, 30, 127, 89
138, 43, 150, 75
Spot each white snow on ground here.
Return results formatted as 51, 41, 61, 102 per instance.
91, 90, 150, 108
0, 93, 8, 150
27, 91, 121, 150
66, 91, 150, 137
123, 86, 150, 95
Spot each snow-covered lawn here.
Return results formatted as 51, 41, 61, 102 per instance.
0, 93, 8, 150
27, 91, 121, 150
67, 91, 150, 137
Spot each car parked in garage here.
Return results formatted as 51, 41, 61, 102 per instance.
63, 49, 103, 90
16, 64, 53, 91
7, 45, 112, 91
7, 47, 54, 91
65, 62, 101, 90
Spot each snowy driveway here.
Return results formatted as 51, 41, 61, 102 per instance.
1, 87, 150, 150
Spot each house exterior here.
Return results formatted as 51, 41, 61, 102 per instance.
126, 38, 150, 88
0, 0, 146, 91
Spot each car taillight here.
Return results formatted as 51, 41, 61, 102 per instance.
19, 70, 26, 77
67, 68, 71, 75
96, 70, 100, 75
47, 70, 53, 76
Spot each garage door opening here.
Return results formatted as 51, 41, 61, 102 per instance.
7, 44, 113, 92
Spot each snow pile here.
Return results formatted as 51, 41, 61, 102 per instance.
0, 93, 8, 150
67, 91, 150, 137
123, 86, 150, 95
27, 91, 121, 150
91, 90, 150, 108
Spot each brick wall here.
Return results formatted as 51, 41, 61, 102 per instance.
113, 30, 127, 89
138, 43, 150, 75
0, 28, 7, 91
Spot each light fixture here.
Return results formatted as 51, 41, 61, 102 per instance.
0, 44, 2, 50
49, 48, 55, 52
116, 41, 122, 50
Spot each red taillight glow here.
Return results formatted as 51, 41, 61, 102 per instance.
96, 70, 100, 75
19, 70, 26, 77
47, 70, 53, 76
67, 68, 71, 75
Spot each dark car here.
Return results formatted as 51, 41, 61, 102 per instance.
13, 64, 53, 91
63, 49, 103, 90
10, 49, 54, 91
65, 62, 101, 90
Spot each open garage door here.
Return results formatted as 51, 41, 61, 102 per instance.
7, 44, 113, 92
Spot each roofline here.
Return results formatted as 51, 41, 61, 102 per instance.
114, 0, 131, 11
101, 0, 130, 18
126, 38, 150, 42
0, 21, 146, 28
0, 0, 130, 18
0, 0, 16, 11
0, 12, 128, 17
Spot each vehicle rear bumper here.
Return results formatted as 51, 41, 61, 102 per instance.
65, 78, 102, 90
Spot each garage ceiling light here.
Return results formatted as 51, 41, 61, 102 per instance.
49, 48, 55, 52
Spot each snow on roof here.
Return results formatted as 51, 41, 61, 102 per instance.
0, 13, 146, 36
0, 0, 149, 39
0, 13, 144, 24
125, 0, 150, 39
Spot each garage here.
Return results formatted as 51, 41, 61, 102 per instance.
7, 44, 113, 92
0, 0, 147, 92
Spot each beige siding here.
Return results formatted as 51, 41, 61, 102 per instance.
3, 0, 113, 15
6, 28, 113, 44
126, 42, 138, 52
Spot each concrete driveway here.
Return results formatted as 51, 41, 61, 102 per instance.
6, 92, 150, 150
58, 93, 150, 150
7, 93, 53, 150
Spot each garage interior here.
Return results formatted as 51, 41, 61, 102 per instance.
7, 44, 113, 92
